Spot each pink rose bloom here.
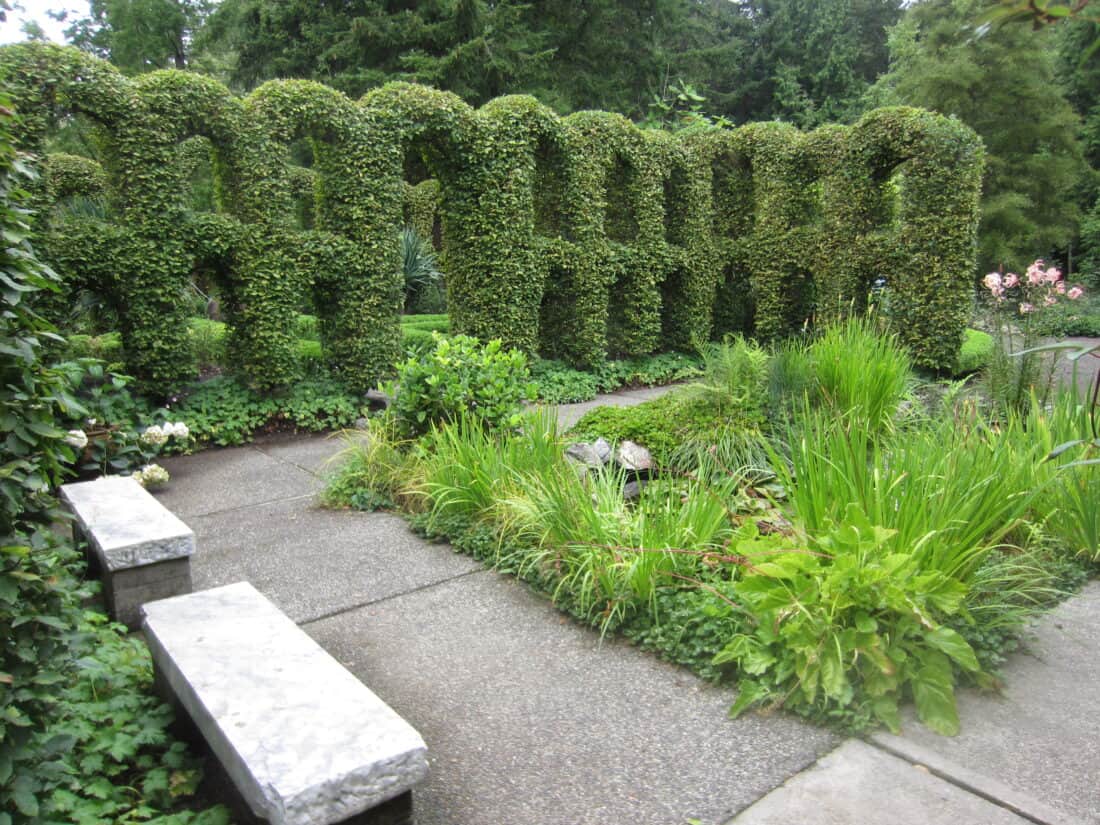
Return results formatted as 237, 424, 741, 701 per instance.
1068, 286, 1084, 300
1045, 266, 1062, 284
1026, 262, 1045, 285
1044, 294, 1057, 306
1020, 302, 1035, 314
983, 272, 1002, 292
1056, 281, 1066, 294
1003, 273, 1019, 288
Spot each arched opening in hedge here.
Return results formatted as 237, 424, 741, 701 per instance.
709, 142, 756, 338
532, 132, 580, 361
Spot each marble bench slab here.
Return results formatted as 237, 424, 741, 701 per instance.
141, 582, 429, 825
60, 476, 194, 627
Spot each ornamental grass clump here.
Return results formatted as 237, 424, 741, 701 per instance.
808, 316, 911, 433
502, 456, 743, 631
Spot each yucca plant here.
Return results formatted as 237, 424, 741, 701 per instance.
400, 226, 444, 313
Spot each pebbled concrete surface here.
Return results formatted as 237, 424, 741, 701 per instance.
152, 388, 1100, 825
187, 497, 480, 624
305, 570, 838, 825
871, 582, 1100, 825
554, 384, 679, 430
157, 443, 318, 518
726, 740, 1030, 825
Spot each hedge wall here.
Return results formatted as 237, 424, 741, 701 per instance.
0, 43, 983, 392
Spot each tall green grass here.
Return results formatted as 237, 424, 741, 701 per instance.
780, 409, 1038, 581
809, 316, 911, 432
416, 408, 563, 534
502, 458, 741, 629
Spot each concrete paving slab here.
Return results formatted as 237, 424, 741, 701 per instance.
871, 583, 1100, 825
305, 570, 839, 825
554, 385, 679, 431
726, 739, 1030, 825
188, 497, 481, 623
157, 446, 316, 518
251, 431, 350, 475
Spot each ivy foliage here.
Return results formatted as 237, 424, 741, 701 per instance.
0, 88, 225, 824
1, 43, 983, 391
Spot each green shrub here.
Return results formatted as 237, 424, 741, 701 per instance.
530, 359, 602, 403
188, 317, 227, 370
26, 611, 230, 824
64, 330, 123, 363
717, 509, 985, 735
2, 44, 982, 393
388, 333, 536, 438
569, 392, 734, 466
0, 96, 223, 822
1030, 296, 1100, 337
295, 313, 320, 340
531, 352, 702, 404
956, 328, 994, 375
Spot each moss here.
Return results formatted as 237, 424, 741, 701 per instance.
568, 392, 742, 466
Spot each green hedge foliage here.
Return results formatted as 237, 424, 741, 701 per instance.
0, 44, 983, 393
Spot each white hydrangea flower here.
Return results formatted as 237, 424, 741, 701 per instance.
137, 463, 170, 487
167, 421, 190, 439
140, 425, 169, 447
64, 429, 89, 449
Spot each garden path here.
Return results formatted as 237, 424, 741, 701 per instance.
156, 386, 1099, 825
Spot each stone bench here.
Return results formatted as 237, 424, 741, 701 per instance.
60, 475, 194, 628
141, 582, 429, 825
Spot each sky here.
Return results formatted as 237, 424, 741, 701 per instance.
0, 0, 89, 45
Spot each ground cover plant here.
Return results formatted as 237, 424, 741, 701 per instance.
325, 318, 1096, 736
0, 96, 225, 823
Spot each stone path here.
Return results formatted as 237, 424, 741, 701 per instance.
156, 387, 1100, 825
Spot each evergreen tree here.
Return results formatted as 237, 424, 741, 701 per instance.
65, 0, 212, 72
870, 0, 1089, 272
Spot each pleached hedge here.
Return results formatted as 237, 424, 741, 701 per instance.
0, 44, 983, 393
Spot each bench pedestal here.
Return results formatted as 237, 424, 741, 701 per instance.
61, 476, 195, 628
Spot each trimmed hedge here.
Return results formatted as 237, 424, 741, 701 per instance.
1, 43, 983, 392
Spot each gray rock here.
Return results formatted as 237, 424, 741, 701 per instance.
593, 437, 612, 463
141, 582, 429, 825
566, 442, 606, 468
354, 417, 370, 430
364, 388, 393, 410
614, 440, 654, 473
623, 480, 646, 500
